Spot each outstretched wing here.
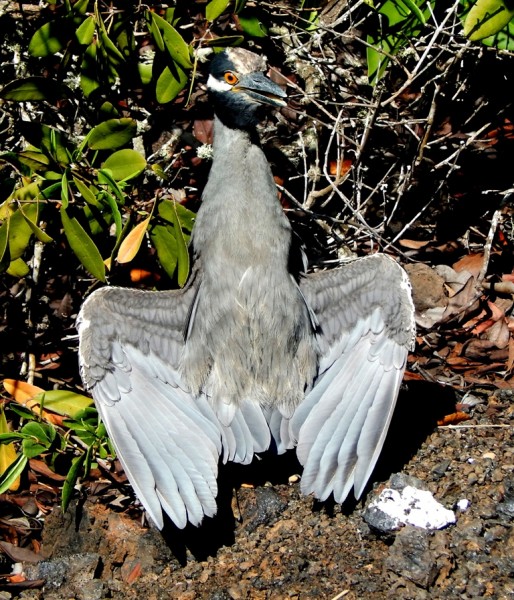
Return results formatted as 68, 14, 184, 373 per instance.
293, 254, 415, 503
78, 276, 219, 529
78, 273, 268, 530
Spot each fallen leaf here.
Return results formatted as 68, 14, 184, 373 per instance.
398, 239, 431, 249
29, 459, 67, 482
125, 561, 142, 584
438, 411, 471, 426
453, 253, 484, 277
0, 541, 41, 563
129, 269, 160, 283
329, 158, 352, 177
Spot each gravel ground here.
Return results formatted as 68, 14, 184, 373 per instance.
5, 385, 514, 600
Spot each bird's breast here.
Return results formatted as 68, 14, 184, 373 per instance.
180, 264, 320, 420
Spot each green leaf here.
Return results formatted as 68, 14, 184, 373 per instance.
0, 433, 26, 444
21, 438, 47, 458
150, 224, 178, 278
367, 0, 433, 84
479, 17, 514, 47
147, 11, 165, 52
6, 258, 30, 278
80, 43, 101, 98
28, 19, 74, 57
7, 202, 39, 260
87, 118, 137, 150
156, 64, 188, 104
149, 12, 193, 69
463, 0, 514, 39
168, 201, 190, 287
97, 169, 125, 204
0, 77, 72, 102
101, 191, 123, 241
65, 407, 100, 429
138, 62, 153, 85
19, 122, 71, 166
0, 455, 28, 494
73, 177, 103, 208
158, 198, 195, 232
0, 218, 10, 272
75, 15, 96, 45
206, 0, 232, 21
101, 149, 147, 181
21, 421, 56, 458
235, 0, 248, 13
238, 14, 268, 37
73, 0, 89, 15
61, 451, 86, 512
22, 421, 56, 445
60, 207, 106, 281
19, 205, 53, 243
17, 150, 51, 172
33, 390, 93, 418
0, 407, 20, 491
61, 170, 70, 209
97, 14, 125, 67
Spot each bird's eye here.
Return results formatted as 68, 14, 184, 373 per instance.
224, 72, 239, 85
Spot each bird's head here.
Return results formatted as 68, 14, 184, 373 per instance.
207, 48, 287, 130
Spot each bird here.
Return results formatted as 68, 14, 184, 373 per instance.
77, 48, 415, 530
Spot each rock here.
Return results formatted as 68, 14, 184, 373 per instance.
385, 527, 452, 589
24, 553, 102, 598
241, 487, 287, 533
364, 485, 456, 532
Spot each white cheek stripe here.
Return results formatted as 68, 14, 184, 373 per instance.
207, 74, 233, 92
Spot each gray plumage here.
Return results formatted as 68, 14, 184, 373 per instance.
78, 48, 415, 530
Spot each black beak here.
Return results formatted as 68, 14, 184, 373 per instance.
234, 72, 287, 107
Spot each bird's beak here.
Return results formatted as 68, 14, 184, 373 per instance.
234, 72, 287, 108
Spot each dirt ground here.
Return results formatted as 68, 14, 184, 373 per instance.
2, 382, 513, 600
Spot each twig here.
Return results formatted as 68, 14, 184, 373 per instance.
478, 209, 502, 285
381, 0, 462, 107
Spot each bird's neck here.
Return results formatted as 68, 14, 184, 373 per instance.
192, 116, 292, 271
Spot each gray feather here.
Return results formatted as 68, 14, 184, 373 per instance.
77, 50, 415, 529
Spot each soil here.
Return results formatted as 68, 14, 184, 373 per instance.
4, 384, 514, 600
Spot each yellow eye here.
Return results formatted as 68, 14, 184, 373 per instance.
224, 72, 239, 85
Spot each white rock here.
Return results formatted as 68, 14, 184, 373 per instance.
368, 485, 456, 530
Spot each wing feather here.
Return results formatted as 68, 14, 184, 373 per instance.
78, 275, 268, 529
295, 254, 415, 503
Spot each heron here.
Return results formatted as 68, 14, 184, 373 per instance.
78, 48, 415, 530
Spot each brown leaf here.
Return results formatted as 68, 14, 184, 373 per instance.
329, 158, 352, 177
129, 269, 160, 283
29, 459, 66, 482
441, 276, 480, 323
506, 337, 514, 372
0, 541, 41, 564
437, 411, 471, 426
124, 561, 142, 584
398, 239, 431, 249
453, 253, 484, 277
117, 217, 151, 264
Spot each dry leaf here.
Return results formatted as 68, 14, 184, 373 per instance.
453, 253, 484, 277
3, 380, 62, 425
117, 217, 151, 264
398, 239, 431, 249
437, 411, 471, 426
